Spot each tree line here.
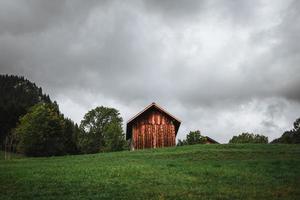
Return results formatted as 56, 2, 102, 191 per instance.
7, 103, 127, 157
177, 117, 300, 146
1, 75, 126, 156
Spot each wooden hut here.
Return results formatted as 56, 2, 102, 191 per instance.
126, 102, 181, 150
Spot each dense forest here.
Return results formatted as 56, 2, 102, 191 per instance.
0, 75, 52, 148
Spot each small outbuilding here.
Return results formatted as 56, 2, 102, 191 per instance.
126, 102, 181, 150
204, 136, 219, 144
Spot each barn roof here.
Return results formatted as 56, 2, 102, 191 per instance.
205, 136, 219, 144
126, 102, 181, 140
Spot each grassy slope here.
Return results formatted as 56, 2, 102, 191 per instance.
0, 144, 299, 200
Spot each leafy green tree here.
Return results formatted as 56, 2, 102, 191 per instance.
187, 130, 206, 144
271, 118, 300, 144
78, 106, 126, 153
177, 130, 206, 146
229, 133, 268, 144
14, 103, 65, 156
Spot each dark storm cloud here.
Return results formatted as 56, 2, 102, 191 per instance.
240, 0, 300, 103
0, 0, 105, 35
143, 0, 260, 25
273, 0, 300, 102
143, 0, 206, 19
0, 1, 65, 35
0, 0, 299, 142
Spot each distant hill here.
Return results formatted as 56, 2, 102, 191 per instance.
0, 74, 52, 148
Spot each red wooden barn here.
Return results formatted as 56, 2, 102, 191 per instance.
126, 102, 181, 150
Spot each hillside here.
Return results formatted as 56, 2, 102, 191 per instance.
0, 144, 300, 200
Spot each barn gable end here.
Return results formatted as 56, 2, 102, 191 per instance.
126, 102, 181, 150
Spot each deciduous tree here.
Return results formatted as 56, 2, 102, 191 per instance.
15, 103, 65, 156
78, 106, 126, 153
177, 130, 206, 146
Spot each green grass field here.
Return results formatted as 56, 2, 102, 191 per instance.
0, 144, 300, 200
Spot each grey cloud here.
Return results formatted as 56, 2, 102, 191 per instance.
0, 0, 102, 35
143, 0, 206, 18
142, 0, 263, 27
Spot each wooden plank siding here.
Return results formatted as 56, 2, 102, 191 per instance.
132, 110, 176, 149
126, 102, 181, 150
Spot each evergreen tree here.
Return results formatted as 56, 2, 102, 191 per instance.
63, 118, 79, 154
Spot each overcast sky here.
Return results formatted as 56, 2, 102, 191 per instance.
1, 0, 299, 143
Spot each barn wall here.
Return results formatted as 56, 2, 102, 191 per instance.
132, 110, 176, 150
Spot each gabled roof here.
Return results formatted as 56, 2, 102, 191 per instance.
205, 136, 219, 144
126, 102, 181, 140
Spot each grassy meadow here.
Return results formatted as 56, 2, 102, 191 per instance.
0, 144, 300, 200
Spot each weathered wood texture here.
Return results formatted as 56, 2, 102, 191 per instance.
131, 110, 176, 150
